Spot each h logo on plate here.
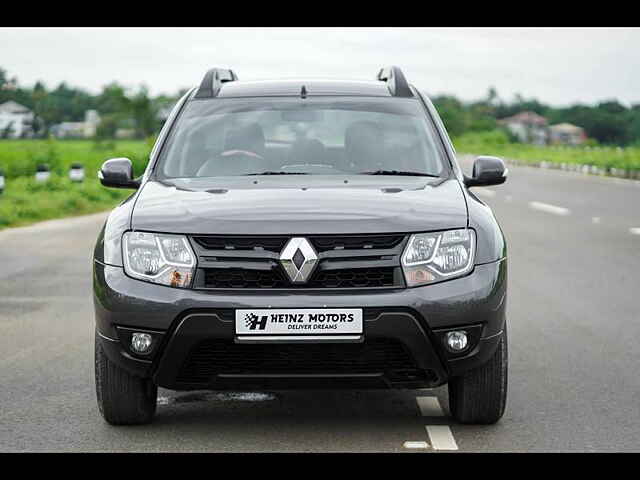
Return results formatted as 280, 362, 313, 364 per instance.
279, 237, 318, 284
245, 313, 268, 330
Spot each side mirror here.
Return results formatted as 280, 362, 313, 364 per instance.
464, 156, 508, 187
98, 158, 140, 189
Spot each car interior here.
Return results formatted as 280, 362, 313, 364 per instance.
162, 110, 444, 178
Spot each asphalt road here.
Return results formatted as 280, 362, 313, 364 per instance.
1, 157, 639, 452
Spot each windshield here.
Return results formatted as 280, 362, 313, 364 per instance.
156, 96, 447, 179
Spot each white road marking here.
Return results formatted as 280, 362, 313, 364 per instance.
403, 441, 430, 449
426, 425, 459, 451
416, 396, 444, 416
630, 228, 640, 235
474, 188, 496, 198
528, 201, 571, 216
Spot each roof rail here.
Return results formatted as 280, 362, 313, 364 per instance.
376, 66, 413, 98
194, 68, 238, 98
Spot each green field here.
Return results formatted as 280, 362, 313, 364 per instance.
0, 139, 151, 230
0, 139, 151, 178
453, 130, 640, 173
1, 134, 640, 230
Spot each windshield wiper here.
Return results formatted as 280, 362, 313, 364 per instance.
244, 171, 309, 176
359, 169, 440, 177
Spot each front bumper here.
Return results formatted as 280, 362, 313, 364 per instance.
94, 258, 506, 389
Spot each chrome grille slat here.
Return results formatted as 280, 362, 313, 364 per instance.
192, 235, 289, 252
308, 234, 405, 252
317, 258, 399, 270
197, 249, 281, 260
317, 248, 402, 259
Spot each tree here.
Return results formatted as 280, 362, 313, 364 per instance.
0, 67, 7, 89
597, 100, 627, 115
2, 64, 640, 145
97, 82, 130, 115
31, 81, 51, 135
486, 86, 499, 107
129, 86, 157, 138
1, 121, 14, 139
432, 95, 467, 137
95, 114, 119, 140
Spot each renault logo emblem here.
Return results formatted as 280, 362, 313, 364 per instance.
279, 237, 318, 284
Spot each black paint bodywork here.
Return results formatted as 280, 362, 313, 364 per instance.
93, 80, 507, 390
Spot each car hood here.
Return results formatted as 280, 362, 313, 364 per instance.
131, 176, 468, 235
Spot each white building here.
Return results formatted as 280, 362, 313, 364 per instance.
498, 111, 549, 145
549, 123, 587, 145
0, 101, 35, 138
50, 109, 101, 139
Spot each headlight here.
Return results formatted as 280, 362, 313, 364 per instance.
122, 231, 196, 288
401, 228, 475, 287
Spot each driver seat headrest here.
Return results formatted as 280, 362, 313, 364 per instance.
344, 121, 384, 169
224, 123, 265, 156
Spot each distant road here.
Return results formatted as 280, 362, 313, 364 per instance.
1, 159, 639, 452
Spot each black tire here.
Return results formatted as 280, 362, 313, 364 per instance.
94, 331, 157, 425
448, 326, 508, 424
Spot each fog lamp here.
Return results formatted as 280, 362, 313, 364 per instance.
445, 331, 468, 352
131, 332, 153, 354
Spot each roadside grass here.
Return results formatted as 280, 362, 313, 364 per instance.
0, 139, 150, 231
0, 138, 151, 179
453, 130, 640, 172
0, 175, 130, 230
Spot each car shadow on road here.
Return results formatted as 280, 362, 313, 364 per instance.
112, 389, 448, 452
154, 389, 436, 419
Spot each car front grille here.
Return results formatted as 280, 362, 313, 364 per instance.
191, 234, 407, 290
202, 266, 396, 289
203, 268, 289, 289
176, 338, 419, 384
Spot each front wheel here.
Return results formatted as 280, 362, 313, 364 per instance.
95, 331, 157, 425
448, 326, 508, 424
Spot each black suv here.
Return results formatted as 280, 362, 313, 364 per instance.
93, 66, 508, 425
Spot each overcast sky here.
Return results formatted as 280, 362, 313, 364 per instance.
2, 27, 639, 106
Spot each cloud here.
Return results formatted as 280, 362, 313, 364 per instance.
1, 27, 638, 105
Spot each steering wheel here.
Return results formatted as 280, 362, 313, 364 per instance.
196, 149, 266, 177
219, 149, 265, 160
